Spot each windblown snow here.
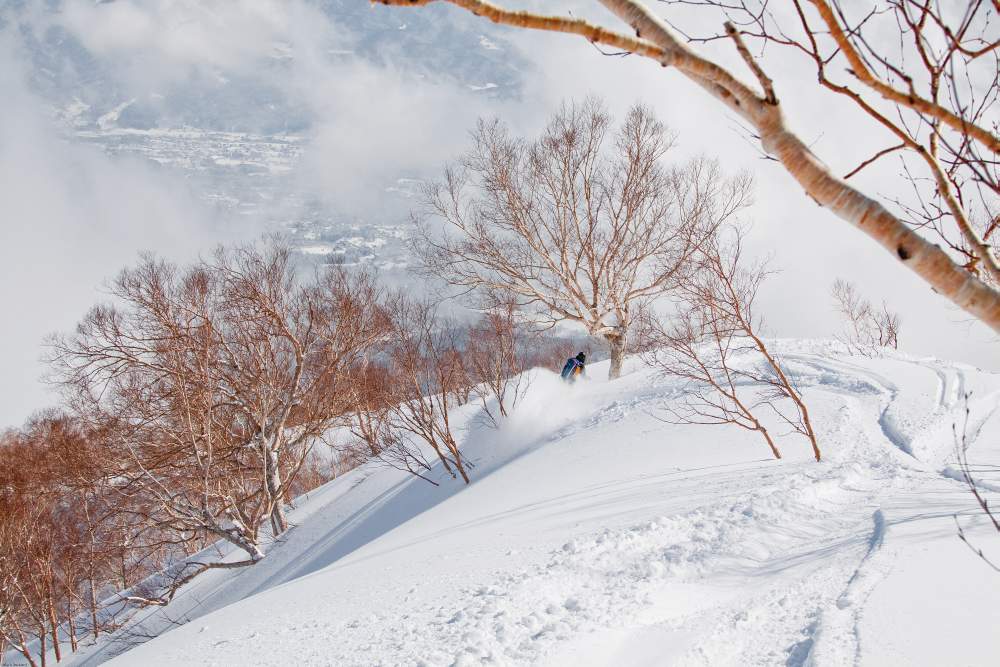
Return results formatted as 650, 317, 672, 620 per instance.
66, 341, 1000, 666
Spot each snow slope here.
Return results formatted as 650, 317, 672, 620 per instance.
69, 341, 1000, 666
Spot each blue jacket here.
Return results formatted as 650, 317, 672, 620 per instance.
561, 358, 584, 381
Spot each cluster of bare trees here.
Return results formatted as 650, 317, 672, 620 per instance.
0, 415, 138, 667
348, 296, 573, 486
417, 98, 751, 378
379, 0, 1000, 334
46, 243, 389, 602
416, 98, 817, 459
1, 241, 394, 665
831, 279, 901, 355
2, 225, 592, 665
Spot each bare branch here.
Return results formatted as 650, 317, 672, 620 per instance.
375, 0, 1000, 334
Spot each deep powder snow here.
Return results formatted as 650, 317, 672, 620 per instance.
53, 341, 1000, 667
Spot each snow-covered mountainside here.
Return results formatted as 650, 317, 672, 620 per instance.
66, 341, 1000, 666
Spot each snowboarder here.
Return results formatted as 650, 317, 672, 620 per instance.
560, 352, 587, 383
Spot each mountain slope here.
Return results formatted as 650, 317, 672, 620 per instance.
74, 341, 1000, 666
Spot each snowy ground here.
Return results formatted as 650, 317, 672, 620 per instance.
60, 340, 1000, 666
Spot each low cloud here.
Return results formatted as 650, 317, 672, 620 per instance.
2, 0, 996, 427
57, 0, 313, 85
0, 34, 243, 426
0, 0, 510, 426
294, 63, 507, 219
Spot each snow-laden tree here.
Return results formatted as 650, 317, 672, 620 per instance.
418, 98, 751, 378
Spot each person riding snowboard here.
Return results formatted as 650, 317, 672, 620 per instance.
560, 352, 587, 383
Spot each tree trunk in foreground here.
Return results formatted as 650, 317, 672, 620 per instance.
264, 445, 288, 535
758, 422, 781, 460
605, 331, 627, 380
46, 594, 60, 663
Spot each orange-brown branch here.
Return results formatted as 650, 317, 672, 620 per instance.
809, 0, 1000, 155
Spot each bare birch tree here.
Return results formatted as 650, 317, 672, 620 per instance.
386, 298, 473, 483
374, 0, 1000, 334
464, 297, 537, 426
347, 362, 441, 485
207, 245, 388, 534
418, 98, 751, 378
0, 419, 112, 667
952, 395, 1000, 573
642, 227, 820, 460
831, 279, 901, 355
349, 297, 473, 485
48, 242, 387, 604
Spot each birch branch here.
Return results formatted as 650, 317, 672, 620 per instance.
375, 0, 1000, 333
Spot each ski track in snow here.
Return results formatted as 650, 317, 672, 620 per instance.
287, 353, 990, 666
298, 462, 884, 666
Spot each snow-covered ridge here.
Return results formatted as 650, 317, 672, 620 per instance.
61, 341, 1000, 666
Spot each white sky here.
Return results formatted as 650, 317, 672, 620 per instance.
1, 0, 997, 427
